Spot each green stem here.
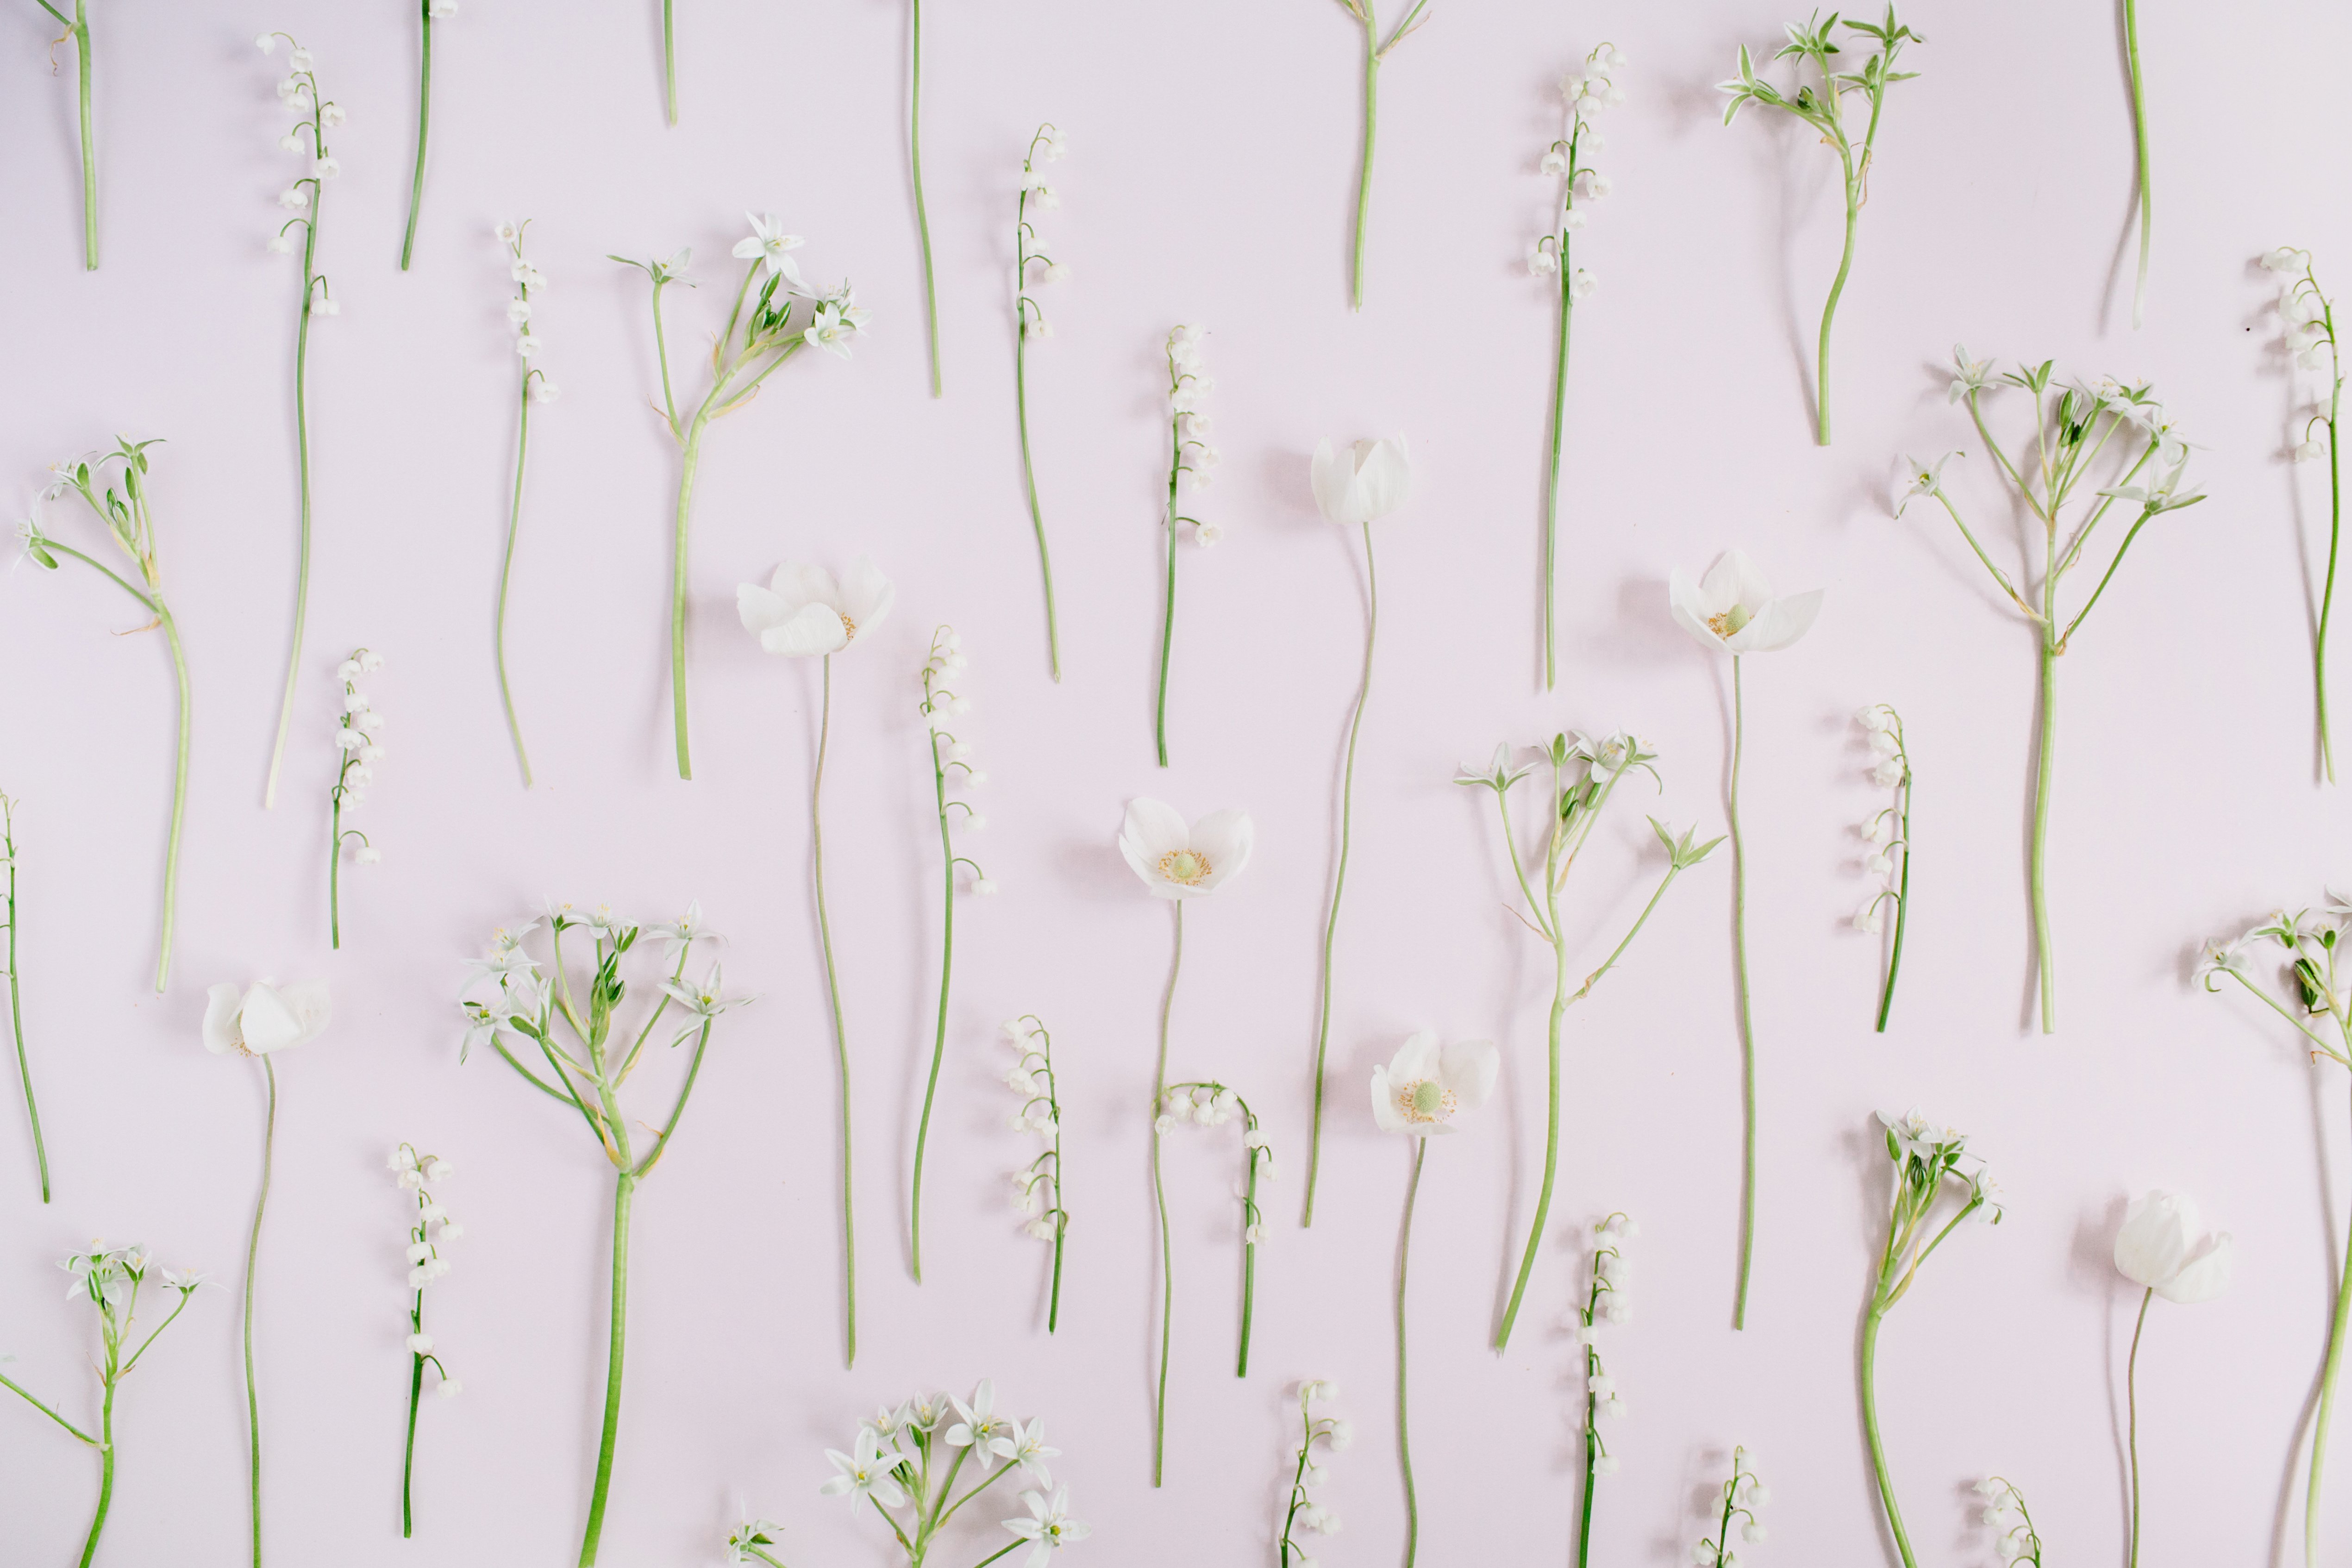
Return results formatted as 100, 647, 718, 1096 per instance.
2031, 631, 2058, 1033
68, 2, 95, 270
1492, 885, 1567, 1350
2126, 1286, 2151, 1568
1349, 12, 1377, 312
2308, 1074, 2352, 1568
669, 410, 713, 781
1860, 1303, 1916, 1568
0, 1368, 93, 1441
910, 0, 940, 397
1047, 1211, 1065, 1333
1395, 1137, 1425, 1568
1575, 1357, 1596, 1568
2123, 0, 2151, 329
263, 199, 322, 812
1014, 305, 1060, 681
1237, 1145, 1259, 1374
1873, 774, 1911, 1033
910, 694, 957, 1287
496, 371, 536, 785
1304, 521, 1378, 1227
1155, 420, 1180, 767
328, 791, 342, 950
154, 609, 188, 992
1151, 903, 1183, 1488
400, 1307, 423, 1537
4, 806, 51, 1200
661, 0, 677, 125
812, 658, 857, 1363
1543, 231, 1574, 690
2320, 385, 2342, 785
244, 1056, 277, 1568
78, 1372, 113, 1568
399, 1, 431, 271
1729, 657, 1757, 1328
1814, 140, 1860, 447
578, 1170, 634, 1567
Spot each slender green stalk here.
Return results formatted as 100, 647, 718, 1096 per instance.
2123, 0, 2151, 330
244, 1056, 279, 1568
1013, 156, 1061, 681
1156, 419, 1180, 767
1303, 521, 1378, 1225
263, 170, 325, 811
661, 0, 677, 125
2030, 629, 2058, 1033
1350, 11, 1376, 312
2317, 324, 2342, 785
1543, 229, 1575, 689
1860, 1304, 1914, 1568
909, 0, 940, 397
1395, 1137, 1426, 1567
671, 411, 712, 779
1873, 767, 1911, 1033
400, 1298, 424, 1536
329, 789, 344, 948
399, 0, 432, 271
579, 1171, 634, 1567
34, 2, 97, 268
496, 361, 536, 785
1814, 136, 1862, 446
811, 657, 857, 1362
2309, 1074, 2352, 1568
155, 610, 188, 992
1728, 657, 1757, 1326
2, 797, 51, 1200
910, 653, 964, 1286
78, 1372, 114, 1568
1151, 903, 1184, 1488
2126, 1286, 2152, 1568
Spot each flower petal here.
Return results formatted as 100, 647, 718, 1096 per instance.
761, 603, 850, 657
1368, 1065, 1406, 1132
1667, 567, 1726, 653
2156, 1232, 2233, 1304
736, 581, 792, 637
1353, 435, 1412, 520
838, 556, 895, 638
1388, 1029, 1443, 1085
1702, 549, 1776, 614
1727, 588, 1823, 653
766, 562, 839, 617
277, 979, 332, 1047
1439, 1038, 1500, 1113
1185, 809, 1254, 893
2114, 1191, 2194, 1289
1309, 438, 1352, 525
238, 983, 307, 1055
1118, 798, 1192, 894
202, 983, 244, 1054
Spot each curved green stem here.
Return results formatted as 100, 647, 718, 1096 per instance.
1395, 1137, 1425, 1568
1492, 891, 1567, 1349
1350, 15, 1377, 312
2123, 0, 2151, 330
1151, 903, 1184, 1487
1304, 521, 1378, 1226
2126, 1286, 2152, 1568
1860, 1304, 1916, 1567
2308, 1074, 2352, 1568
669, 412, 712, 781
812, 658, 857, 1363
263, 200, 323, 812
910, 689, 957, 1287
2320, 391, 2341, 785
400, 1300, 424, 1537
578, 1171, 634, 1566
4, 804, 50, 1200
1729, 657, 1757, 1327
154, 609, 189, 992
1543, 231, 1575, 690
399, 1, 432, 271
496, 373, 536, 785
53, 1, 96, 271
244, 1056, 278, 1568
78, 1373, 113, 1568
1813, 143, 1861, 447
1873, 774, 1912, 1033
328, 792, 343, 950
1014, 310, 1060, 680
2031, 633, 2058, 1033
1154, 422, 1180, 767
910, 0, 940, 397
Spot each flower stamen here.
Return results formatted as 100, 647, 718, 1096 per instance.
1158, 849, 1211, 886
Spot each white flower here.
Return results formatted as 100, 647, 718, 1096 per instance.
279, 187, 310, 209
1948, 344, 1996, 403
1891, 451, 1955, 518
1540, 148, 1567, 175
738, 558, 895, 656
515, 334, 542, 359
973, 878, 1000, 895
1310, 436, 1413, 527
407, 1332, 434, 1353
267, 235, 293, 254
1117, 799, 1253, 900
203, 980, 332, 1057
659, 962, 754, 1031
2114, 1191, 2234, 1303
2296, 435, 2330, 463
1369, 1031, 1498, 1136
357, 847, 382, 865
1194, 521, 1224, 547
1003, 1487, 1089, 1566
1870, 757, 1905, 788
1570, 268, 1596, 300
945, 1380, 1017, 1461
1852, 902, 1884, 934
1667, 550, 1824, 655
644, 902, 721, 956
1582, 172, 1613, 200
314, 157, 341, 180
2264, 246, 2314, 274
804, 300, 863, 359
1006, 1417, 1059, 1478
820, 1431, 910, 1508
429, 0, 459, 14
437, 1378, 463, 1399
732, 212, 807, 287
256, 33, 276, 52
1529, 246, 1560, 276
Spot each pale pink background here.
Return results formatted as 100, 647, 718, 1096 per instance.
2, 2, 2348, 1564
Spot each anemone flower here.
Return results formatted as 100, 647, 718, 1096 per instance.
2114, 1191, 2232, 1568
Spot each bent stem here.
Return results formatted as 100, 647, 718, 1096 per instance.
909, 0, 940, 396
1014, 299, 1059, 681
496, 367, 536, 785
1151, 903, 1184, 1487
399, 0, 432, 271
812, 658, 857, 1362
400, 1300, 424, 1536
2318, 363, 2342, 785
1873, 769, 1912, 1033
1154, 419, 1181, 767
2, 800, 49, 1200
263, 193, 324, 811
1728, 657, 1757, 1328
243, 1057, 279, 1568
2308, 1074, 2352, 1568
2126, 1286, 2152, 1568
2123, 0, 2151, 330
579, 1171, 634, 1567
1304, 521, 1379, 1225
1543, 228, 1576, 690
1395, 1137, 1426, 1568
1814, 135, 1862, 446
1350, 13, 1378, 312
1860, 1303, 1916, 1568
2030, 632, 2058, 1033
910, 674, 959, 1287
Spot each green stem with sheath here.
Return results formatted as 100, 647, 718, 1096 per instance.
33, 1, 97, 269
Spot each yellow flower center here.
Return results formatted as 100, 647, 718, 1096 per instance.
1706, 604, 1752, 640
1396, 1078, 1456, 1124
1158, 849, 1210, 886
839, 612, 858, 642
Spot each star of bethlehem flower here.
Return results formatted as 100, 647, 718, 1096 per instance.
732, 212, 807, 288
1003, 1486, 1089, 1566
820, 1430, 910, 1509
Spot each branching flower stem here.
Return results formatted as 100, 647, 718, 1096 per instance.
1332, 0, 1431, 312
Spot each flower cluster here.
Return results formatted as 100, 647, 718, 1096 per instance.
1530, 42, 1627, 296
1002, 1017, 1066, 1249
1974, 1478, 2043, 1565
1165, 325, 1221, 545
61, 1240, 205, 1318
803, 1382, 1082, 1568
498, 221, 559, 401
1016, 124, 1072, 341
2268, 245, 2337, 383
1278, 1380, 1351, 1568
389, 1144, 462, 1395
1691, 1447, 1769, 1566
259, 33, 341, 307
1570, 1213, 1637, 1478
2198, 900, 2352, 1065
1850, 705, 1908, 932
1157, 1081, 1275, 1246
328, 648, 387, 947
923, 628, 994, 895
